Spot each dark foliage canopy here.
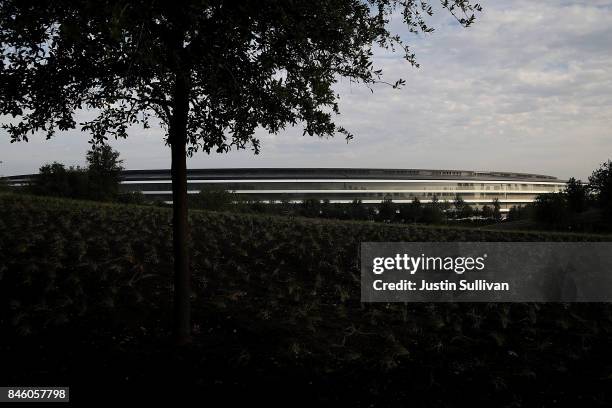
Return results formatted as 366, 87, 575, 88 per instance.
1, 0, 481, 152
28, 144, 123, 200
86, 144, 124, 200
565, 177, 588, 214
589, 160, 612, 214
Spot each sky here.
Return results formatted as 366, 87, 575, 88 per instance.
1, 0, 612, 180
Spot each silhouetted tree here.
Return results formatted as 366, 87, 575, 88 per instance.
30, 162, 89, 198
321, 199, 333, 218
301, 199, 322, 218
533, 193, 568, 227
589, 160, 612, 219
422, 195, 444, 224
406, 197, 423, 223
564, 177, 588, 214
510, 204, 534, 222
0, 0, 481, 344
348, 199, 369, 221
492, 198, 502, 222
481, 204, 493, 219
439, 198, 451, 214
28, 145, 123, 201
378, 197, 396, 222
453, 194, 472, 218
396, 202, 410, 223
86, 144, 124, 201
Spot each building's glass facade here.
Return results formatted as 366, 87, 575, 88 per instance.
115, 168, 565, 211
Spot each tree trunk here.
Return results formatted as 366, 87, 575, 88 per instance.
169, 71, 191, 345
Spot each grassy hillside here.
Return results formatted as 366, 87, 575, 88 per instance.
1, 193, 612, 405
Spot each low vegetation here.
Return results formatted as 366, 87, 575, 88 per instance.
190, 191, 504, 225
11, 144, 129, 203
1, 193, 611, 404
508, 160, 612, 233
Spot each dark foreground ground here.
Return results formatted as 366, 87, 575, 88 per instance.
1, 194, 612, 406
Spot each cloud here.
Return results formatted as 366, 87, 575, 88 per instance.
2, 0, 611, 180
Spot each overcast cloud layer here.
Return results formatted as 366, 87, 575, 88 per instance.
2, 0, 612, 180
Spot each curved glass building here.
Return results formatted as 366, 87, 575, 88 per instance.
116, 168, 564, 211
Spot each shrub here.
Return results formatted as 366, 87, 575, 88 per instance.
377, 198, 396, 222
565, 177, 588, 213
190, 188, 237, 211
117, 191, 147, 205
533, 193, 569, 227
29, 162, 89, 199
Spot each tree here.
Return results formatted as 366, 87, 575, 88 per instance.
301, 199, 322, 218
326, 201, 349, 220
86, 144, 124, 201
588, 160, 612, 219
564, 177, 587, 214
453, 194, 465, 218
0, 0, 481, 344
0, 177, 8, 192
461, 202, 473, 218
30, 162, 89, 199
422, 195, 444, 224
406, 197, 423, 223
396, 202, 410, 223
321, 199, 332, 218
31, 162, 70, 197
453, 194, 472, 218
481, 204, 493, 219
378, 197, 396, 222
533, 193, 568, 227
28, 145, 123, 201
492, 198, 502, 222
348, 199, 369, 221
439, 198, 451, 214
507, 204, 531, 221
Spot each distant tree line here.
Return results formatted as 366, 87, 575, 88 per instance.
189, 189, 504, 226
188, 159, 612, 231
6, 145, 146, 204
7, 155, 610, 230
506, 160, 612, 232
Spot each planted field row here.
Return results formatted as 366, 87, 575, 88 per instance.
1, 193, 611, 405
